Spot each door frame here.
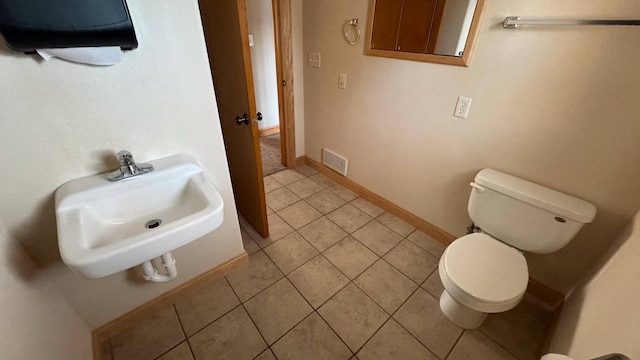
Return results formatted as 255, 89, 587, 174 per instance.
271, 0, 297, 167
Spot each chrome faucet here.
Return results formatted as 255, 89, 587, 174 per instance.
107, 150, 154, 181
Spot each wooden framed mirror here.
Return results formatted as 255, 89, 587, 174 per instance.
364, 0, 487, 67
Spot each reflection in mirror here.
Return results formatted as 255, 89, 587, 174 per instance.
365, 0, 487, 67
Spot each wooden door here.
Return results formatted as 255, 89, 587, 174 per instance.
397, 0, 438, 53
199, 0, 269, 237
370, 0, 403, 51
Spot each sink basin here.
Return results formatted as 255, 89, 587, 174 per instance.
55, 154, 224, 279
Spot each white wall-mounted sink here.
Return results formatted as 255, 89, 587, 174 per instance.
55, 154, 224, 279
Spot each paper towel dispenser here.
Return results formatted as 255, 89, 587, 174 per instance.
0, 0, 138, 53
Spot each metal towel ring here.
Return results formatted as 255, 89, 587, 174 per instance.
344, 18, 361, 45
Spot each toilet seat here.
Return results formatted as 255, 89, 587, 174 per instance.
439, 233, 528, 313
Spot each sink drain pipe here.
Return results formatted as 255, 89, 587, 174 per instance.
141, 252, 177, 282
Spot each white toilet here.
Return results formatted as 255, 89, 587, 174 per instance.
439, 169, 596, 329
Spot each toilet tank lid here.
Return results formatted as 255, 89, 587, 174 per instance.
475, 169, 596, 223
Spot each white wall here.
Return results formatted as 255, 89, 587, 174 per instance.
548, 210, 640, 358
0, 0, 244, 328
302, 0, 640, 294
434, 0, 478, 56
247, 0, 281, 130
0, 224, 91, 359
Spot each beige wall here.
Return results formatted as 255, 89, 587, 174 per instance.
247, 0, 281, 130
0, 0, 244, 328
549, 211, 640, 358
302, 0, 640, 293
0, 224, 92, 359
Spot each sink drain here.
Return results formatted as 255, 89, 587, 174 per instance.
145, 219, 162, 229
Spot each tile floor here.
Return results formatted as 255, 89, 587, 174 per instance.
100, 166, 555, 360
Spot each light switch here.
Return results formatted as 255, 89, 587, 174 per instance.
248, 34, 254, 47
308, 52, 321, 68
454, 96, 472, 119
338, 73, 347, 89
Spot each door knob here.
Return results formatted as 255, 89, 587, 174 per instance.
251, 112, 263, 124
235, 113, 249, 125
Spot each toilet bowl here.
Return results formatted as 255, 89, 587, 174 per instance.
439, 233, 528, 328
438, 169, 596, 329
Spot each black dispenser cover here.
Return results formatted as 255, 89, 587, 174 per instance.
0, 0, 138, 53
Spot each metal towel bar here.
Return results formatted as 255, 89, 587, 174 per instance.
504, 16, 640, 29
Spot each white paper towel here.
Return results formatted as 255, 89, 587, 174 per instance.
36, 46, 124, 66
541, 354, 575, 360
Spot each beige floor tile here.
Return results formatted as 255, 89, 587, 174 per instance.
272, 312, 352, 360
264, 175, 283, 193
271, 169, 306, 185
238, 213, 251, 229
277, 201, 323, 229
295, 164, 319, 176
298, 217, 348, 251
264, 232, 319, 274
328, 184, 358, 202
157, 342, 193, 360
225, 251, 283, 302
246, 214, 294, 248
244, 278, 313, 344
175, 278, 240, 336
448, 331, 518, 360
318, 284, 388, 352
287, 177, 325, 198
267, 206, 274, 215
255, 349, 277, 360
406, 230, 447, 257
189, 306, 267, 360
354, 260, 417, 314
111, 306, 185, 360
266, 187, 302, 211
352, 220, 403, 256
376, 212, 415, 237
393, 289, 463, 359
323, 237, 379, 279
480, 296, 554, 360
327, 204, 373, 233
421, 268, 444, 299
357, 319, 437, 360
305, 190, 347, 214
350, 198, 384, 218
241, 228, 260, 255
310, 173, 337, 187
383, 240, 439, 283
288, 255, 350, 308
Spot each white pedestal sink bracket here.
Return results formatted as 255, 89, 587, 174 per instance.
141, 252, 178, 283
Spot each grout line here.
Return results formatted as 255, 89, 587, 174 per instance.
443, 330, 466, 359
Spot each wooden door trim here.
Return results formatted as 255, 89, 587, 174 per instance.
272, 0, 296, 167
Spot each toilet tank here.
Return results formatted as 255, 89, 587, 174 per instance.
468, 169, 597, 254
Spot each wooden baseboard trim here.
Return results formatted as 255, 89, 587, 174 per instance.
527, 278, 564, 310
295, 155, 305, 167
302, 156, 455, 246
259, 125, 280, 137
92, 252, 249, 359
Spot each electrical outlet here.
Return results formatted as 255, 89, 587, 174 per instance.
308, 52, 321, 68
454, 96, 472, 119
338, 73, 347, 89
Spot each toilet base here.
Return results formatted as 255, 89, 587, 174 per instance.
440, 290, 487, 329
